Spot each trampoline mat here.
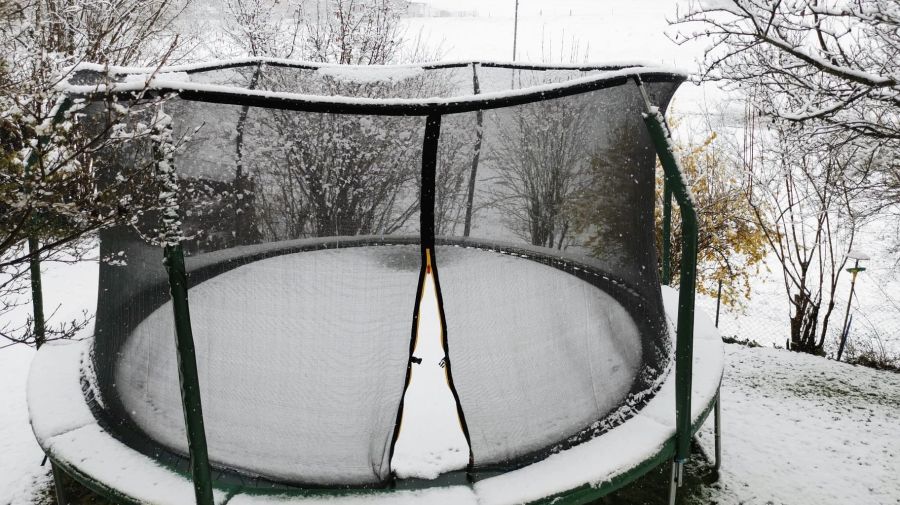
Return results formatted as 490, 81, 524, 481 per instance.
114, 244, 645, 485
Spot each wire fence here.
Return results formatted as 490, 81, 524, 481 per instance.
696, 271, 900, 369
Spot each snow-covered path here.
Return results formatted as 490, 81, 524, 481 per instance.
696, 345, 900, 505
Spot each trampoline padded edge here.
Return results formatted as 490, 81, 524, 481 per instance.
26, 285, 724, 505
27, 339, 229, 505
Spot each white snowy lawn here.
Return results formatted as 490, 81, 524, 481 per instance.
694, 345, 900, 505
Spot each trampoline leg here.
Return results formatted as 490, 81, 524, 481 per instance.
714, 393, 722, 473
668, 459, 683, 505
51, 462, 68, 505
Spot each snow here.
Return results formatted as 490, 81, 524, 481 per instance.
316, 65, 425, 84
228, 487, 477, 505
49, 423, 229, 505
26, 340, 94, 443
704, 216, 900, 357
0, 345, 49, 505
0, 255, 97, 504
118, 246, 418, 485
436, 245, 646, 466
469, 286, 722, 505
58, 63, 686, 113
695, 345, 900, 505
26, 341, 229, 505
391, 274, 470, 479
847, 250, 871, 261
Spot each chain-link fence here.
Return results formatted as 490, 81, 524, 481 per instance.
694, 268, 900, 370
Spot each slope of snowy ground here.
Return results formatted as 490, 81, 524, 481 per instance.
699, 217, 900, 357
693, 345, 900, 505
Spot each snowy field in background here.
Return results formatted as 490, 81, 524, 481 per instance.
402, 0, 719, 114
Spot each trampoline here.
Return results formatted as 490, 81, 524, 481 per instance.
29, 59, 724, 505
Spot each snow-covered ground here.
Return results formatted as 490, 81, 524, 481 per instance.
1, 257, 97, 505
699, 217, 900, 357
0, 344, 50, 505
695, 344, 900, 505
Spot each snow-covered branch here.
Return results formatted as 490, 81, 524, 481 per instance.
673, 0, 900, 142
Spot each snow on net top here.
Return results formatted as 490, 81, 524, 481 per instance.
56, 58, 687, 115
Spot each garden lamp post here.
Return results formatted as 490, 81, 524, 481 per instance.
837, 250, 869, 361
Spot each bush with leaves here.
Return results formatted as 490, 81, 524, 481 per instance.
655, 122, 768, 307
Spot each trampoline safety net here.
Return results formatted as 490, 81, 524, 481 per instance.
66, 61, 682, 487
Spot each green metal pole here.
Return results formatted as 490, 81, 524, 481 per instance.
635, 78, 699, 483
164, 243, 215, 505
463, 63, 483, 238
23, 97, 74, 349
661, 182, 672, 285
153, 102, 214, 505
28, 237, 46, 347
23, 96, 77, 505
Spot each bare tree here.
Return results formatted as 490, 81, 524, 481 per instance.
434, 115, 479, 236
251, 108, 422, 238
745, 114, 874, 353
221, 0, 303, 58
487, 97, 594, 249
673, 0, 900, 212
674, 0, 899, 140
215, 0, 466, 241
299, 0, 406, 64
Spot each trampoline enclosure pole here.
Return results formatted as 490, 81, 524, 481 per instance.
636, 80, 699, 468
22, 97, 74, 349
463, 63, 484, 238
164, 243, 215, 505
153, 103, 214, 505
661, 183, 672, 285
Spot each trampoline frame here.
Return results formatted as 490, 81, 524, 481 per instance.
37, 60, 715, 505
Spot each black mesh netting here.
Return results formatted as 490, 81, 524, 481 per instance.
71, 61, 681, 487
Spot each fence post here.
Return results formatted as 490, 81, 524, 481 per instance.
715, 279, 722, 328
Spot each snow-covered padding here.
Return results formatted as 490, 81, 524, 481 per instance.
27, 286, 723, 505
